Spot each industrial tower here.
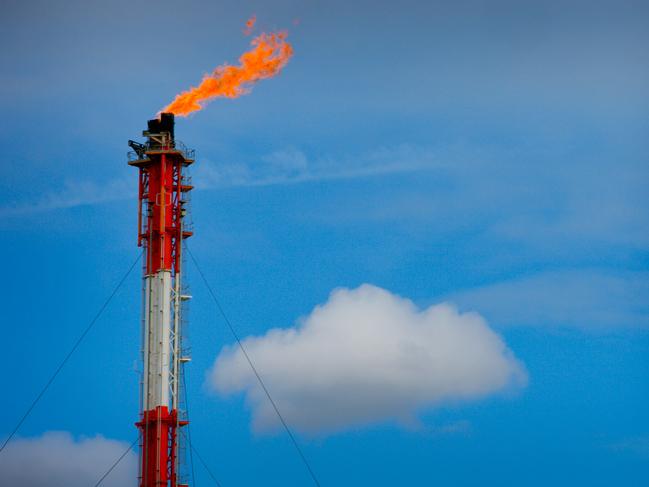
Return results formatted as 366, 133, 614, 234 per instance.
128, 113, 194, 487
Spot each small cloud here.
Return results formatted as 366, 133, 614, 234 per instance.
207, 284, 526, 436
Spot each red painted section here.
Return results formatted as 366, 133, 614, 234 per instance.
137, 151, 188, 275
136, 406, 183, 487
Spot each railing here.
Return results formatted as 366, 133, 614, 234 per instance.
127, 139, 195, 162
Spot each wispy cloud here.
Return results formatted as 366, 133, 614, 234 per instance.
194, 145, 439, 189
309, 148, 649, 252
608, 436, 649, 459
0, 176, 134, 219
0, 145, 439, 218
449, 270, 649, 329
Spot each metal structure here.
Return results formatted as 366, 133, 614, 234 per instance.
128, 113, 194, 487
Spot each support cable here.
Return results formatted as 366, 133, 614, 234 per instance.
93, 435, 140, 487
180, 429, 223, 487
182, 367, 197, 487
186, 247, 322, 487
181, 318, 218, 487
0, 252, 143, 455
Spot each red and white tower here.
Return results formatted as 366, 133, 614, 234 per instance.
128, 113, 194, 487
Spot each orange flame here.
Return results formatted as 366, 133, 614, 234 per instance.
244, 15, 256, 35
161, 30, 293, 117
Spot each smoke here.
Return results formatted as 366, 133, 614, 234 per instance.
162, 21, 293, 117
208, 284, 527, 435
0, 431, 137, 487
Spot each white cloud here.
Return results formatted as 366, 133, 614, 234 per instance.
208, 284, 526, 435
450, 270, 649, 329
0, 431, 137, 487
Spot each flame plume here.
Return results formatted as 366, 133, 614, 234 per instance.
244, 15, 256, 35
161, 28, 293, 117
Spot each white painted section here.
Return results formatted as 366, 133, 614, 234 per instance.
172, 271, 181, 411
142, 271, 172, 410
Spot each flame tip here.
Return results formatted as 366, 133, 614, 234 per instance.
161, 23, 293, 116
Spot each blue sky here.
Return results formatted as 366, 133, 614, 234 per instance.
1, 0, 648, 485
